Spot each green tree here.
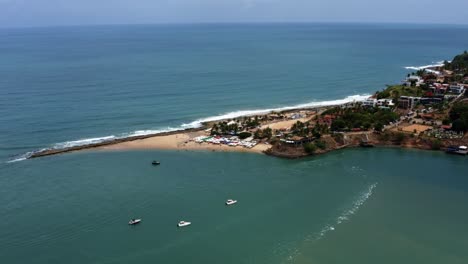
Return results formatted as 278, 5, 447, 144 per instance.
238, 132, 252, 139
394, 133, 406, 145
263, 128, 273, 139
374, 122, 384, 132
452, 119, 467, 132
331, 119, 347, 131
315, 140, 327, 150
254, 129, 262, 139
431, 139, 442, 150
304, 143, 317, 154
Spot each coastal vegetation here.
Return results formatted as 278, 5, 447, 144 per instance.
303, 143, 317, 154
289, 121, 328, 138
238, 132, 252, 139
444, 51, 468, 76
449, 102, 468, 132
210, 122, 239, 135
323, 106, 399, 132
376, 84, 423, 99
265, 51, 467, 158
210, 116, 262, 136
254, 127, 273, 139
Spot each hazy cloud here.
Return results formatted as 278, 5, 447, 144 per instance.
0, 0, 467, 28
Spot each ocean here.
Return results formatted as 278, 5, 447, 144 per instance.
1, 23, 468, 263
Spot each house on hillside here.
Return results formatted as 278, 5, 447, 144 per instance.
429, 83, 448, 95
398, 96, 420, 109
362, 98, 377, 107
448, 84, 465, 94
420, 97, 443, 105
404, 75, 424, 87
376, 99, 395, 107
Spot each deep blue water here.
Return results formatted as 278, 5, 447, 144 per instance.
1, 23, 468, 162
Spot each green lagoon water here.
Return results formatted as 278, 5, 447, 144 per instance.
1, 148, 467, 263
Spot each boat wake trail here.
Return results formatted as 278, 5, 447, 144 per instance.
316, 182, 378, 240
7, 94, 370, 162
280, 183, 378, 263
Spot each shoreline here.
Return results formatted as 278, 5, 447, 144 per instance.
26, 106, 328, 159
26, 114, 466, 160
96, 130, 272, 154
28, 127, 203, 159
22, 90, 467, 160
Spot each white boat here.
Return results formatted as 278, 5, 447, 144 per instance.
178, 221, 191, 227
225, 199, 237, 205
128, 219, 141, 225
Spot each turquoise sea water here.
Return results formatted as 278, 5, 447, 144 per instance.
1, 23, 468, 263
1, 23, 468, 161
1, 149, 468, 263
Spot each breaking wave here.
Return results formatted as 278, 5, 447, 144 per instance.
181, 94, 370, 128
8, 94, 370, 162
404, 61, 449, 74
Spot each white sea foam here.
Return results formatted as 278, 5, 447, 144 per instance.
51, 136, 117, 149
316, 182, 378, 240
182, 94, 370, 128
8, 94, 370, 163
404, 61, 450, 74
124, 128, 180, 137
7, 150, 46, 163
7, 156, 28, 163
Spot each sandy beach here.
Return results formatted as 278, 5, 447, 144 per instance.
98, 129, 272, 153
260, 117, 310, 130
96, 117, 318, 154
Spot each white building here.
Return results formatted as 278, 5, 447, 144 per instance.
448, 84, 465, 94
404, 75, 424, 87
377, 99, 395, 107
362, 98, 377, 107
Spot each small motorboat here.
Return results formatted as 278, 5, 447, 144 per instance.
177, 221, 191, 227
225, 199, 237, 206
152, 161, 160, 165
128, 219, 142, 225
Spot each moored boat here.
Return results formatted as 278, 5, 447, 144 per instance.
177, 221, 191, 227
225, 199, 237, 205
446, 145, 468, 155
128, 219, 142, 225
152, 160, 160, 165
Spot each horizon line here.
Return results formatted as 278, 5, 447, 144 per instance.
1, 20, 468, 30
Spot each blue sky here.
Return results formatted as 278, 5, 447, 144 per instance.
1, 0, 468, 28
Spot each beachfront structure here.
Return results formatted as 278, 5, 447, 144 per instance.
193, 135, 257, 148
290, 113, 304, 119
281, 136, 314, 145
